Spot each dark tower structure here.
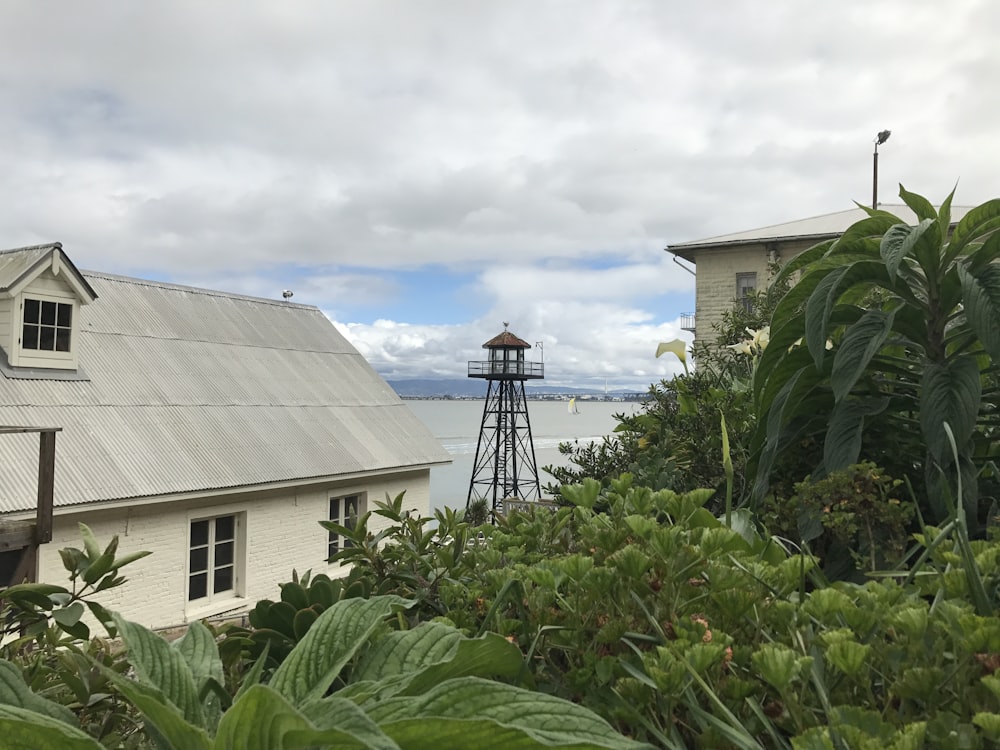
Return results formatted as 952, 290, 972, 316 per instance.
467, 323, 544, 515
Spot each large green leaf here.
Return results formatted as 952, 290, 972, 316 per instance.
752, 367, 828, 502
959, 263, 1000, 361
771, 238, 836, 287
101, 668, 211, 750
964, 229, 1000, 273
0, 705, 103, 749
353, 622, 522, 699
0, 660, 77, 726
214, 684, 385, 750
113, 613, 204, 726
823, 396, 889, 471
835, 211, 903, 248
299, 696, 400, 750
935, 185, 955, 245
368, 677, 650, 750
174, 621, 224, 687
830, 309, 895, 402
920, 355, 982, 462
174, 620, 225, 730
804, 266, 848, 369
880, 220, 935, 281
269, 595, 413, 705
947, 197, 1000, 255
899, 184, 938, 222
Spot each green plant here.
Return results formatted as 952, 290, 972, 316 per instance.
763, 462, 913, 576
0, 524, 151, 747
0, 595, 651, 749
223, 568, 371, 671
752, 187, 1000, 532
321, 491, 489, 622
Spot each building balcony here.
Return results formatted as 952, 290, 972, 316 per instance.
467, 360, 544, 380
680, 313, 695, 333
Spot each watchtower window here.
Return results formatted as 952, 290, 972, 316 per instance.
22, 298, 73, 352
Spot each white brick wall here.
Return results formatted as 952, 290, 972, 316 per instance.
37, 468, 431, 630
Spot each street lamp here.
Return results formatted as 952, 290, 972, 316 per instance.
872, 129, 891, 210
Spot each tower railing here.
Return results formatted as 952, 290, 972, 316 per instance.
467, 361, 544, 379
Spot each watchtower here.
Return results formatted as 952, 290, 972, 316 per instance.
467, 323, 543, 515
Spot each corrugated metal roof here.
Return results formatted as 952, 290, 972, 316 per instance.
0, 270, 451, 513
669, 204, 975, 255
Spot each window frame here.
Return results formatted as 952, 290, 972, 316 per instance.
735, 272, 758, 314
328, 492, 366, 559
186, 511, 245, 611
13, 291, 79, 369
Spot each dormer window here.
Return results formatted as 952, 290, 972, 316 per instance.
0, 243, 97, 375
22, 298, 73, 353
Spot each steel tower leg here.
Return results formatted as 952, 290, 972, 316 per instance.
466, 379, 540, 516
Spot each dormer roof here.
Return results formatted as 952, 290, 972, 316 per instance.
0, 243, 98, 304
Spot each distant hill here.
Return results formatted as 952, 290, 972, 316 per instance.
386, 378, 644, 399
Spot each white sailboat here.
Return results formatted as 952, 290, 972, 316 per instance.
568, 397, 580, 415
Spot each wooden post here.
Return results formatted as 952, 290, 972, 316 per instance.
35, 430, 56, 544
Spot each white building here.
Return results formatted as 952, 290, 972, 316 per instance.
0, 243, 451, 629
668, 203, 973, 345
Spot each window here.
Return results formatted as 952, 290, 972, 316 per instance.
736, 272, 757, 313
189, 515, 239, 602
329, 494, 364, 558
22, 298, 73, 352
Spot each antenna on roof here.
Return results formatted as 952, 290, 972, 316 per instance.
282, 290, 294, 300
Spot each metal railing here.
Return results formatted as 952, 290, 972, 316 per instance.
680, 313, 695, 332
467, 360, 544, 379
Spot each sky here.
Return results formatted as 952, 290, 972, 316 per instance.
0, 2, 996, 391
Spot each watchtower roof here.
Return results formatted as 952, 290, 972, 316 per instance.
483, 330, 531, 349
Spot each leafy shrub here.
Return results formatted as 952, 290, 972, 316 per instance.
763, 462, 914, 576
752, 187, 1000, 532
309, 481, 1000, 747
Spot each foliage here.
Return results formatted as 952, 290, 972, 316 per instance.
300, 483, 1000, 747
224, 567, 371, 670
762, 462, 914, 576
751, 187, 1000, 531
0, 523, 150, 747
3, 594, 648, 749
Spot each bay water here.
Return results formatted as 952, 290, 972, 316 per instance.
404, 399, 637, 512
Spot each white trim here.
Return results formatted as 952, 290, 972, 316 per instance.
6, 250, 96, 305
11, 289, 79, 369
184, 507, 247, 617
0, 464, 445, 521
327, 490, 367, 561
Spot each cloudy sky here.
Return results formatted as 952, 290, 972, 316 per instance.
0, 2, 995, 390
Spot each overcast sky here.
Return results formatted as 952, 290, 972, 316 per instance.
1, 2, 995, 390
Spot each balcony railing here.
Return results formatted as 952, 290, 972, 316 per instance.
680, 313, 695, 332
467, 360, 544, 379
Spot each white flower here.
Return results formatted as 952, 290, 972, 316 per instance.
727, 340, 753, 356
744, 326, 770, 352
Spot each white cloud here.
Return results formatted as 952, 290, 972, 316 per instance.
0, 1, 995, 387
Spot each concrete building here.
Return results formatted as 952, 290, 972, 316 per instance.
0, 243, 451, 629
667, 204, 972, 344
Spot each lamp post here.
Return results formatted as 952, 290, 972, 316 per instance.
872, 129, 891, 210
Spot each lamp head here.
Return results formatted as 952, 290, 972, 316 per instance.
875, 129, 891, 145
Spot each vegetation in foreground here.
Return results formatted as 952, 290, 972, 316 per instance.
3, 188, 1000, 748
